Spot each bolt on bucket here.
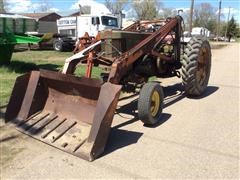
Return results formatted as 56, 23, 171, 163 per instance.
5, 69, 121, 161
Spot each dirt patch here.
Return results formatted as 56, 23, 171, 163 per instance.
0, 123, 26, 169
1, 143, 25, 168
210, 44, 227, 49
0, 108, 26, 170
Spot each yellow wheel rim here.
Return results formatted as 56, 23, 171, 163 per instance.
150, 90, 160, 117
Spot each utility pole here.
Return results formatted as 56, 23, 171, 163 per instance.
79, 4, 82, 16
217, 0, 222, 41
224, 7, 231, 41
189, 0, 194, 36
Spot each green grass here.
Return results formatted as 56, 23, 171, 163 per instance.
0, 50, 102, 106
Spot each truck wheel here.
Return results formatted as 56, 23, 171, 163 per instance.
138, 82, 164, 125
0, 44, 14, 65
181, 37, 211, 96
53, 39, 63, 51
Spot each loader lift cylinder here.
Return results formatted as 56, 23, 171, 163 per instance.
86, 52, 94, 78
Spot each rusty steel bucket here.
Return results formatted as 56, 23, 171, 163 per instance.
5, 70, 121, 161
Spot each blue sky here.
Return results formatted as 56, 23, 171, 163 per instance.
6, 0, 240, 22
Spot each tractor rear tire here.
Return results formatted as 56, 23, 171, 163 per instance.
138, 82, 164, 125
181, 37, 211, 96
0, 44, 14, 65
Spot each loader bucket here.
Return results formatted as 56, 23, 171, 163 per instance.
5, 70, 121, 161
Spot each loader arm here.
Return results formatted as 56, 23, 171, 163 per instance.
108, 16, 183, 84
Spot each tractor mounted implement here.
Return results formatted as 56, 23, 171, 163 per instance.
5, 16, 211, 161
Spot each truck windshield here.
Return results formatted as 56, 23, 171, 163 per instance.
59, 29, 76, 37
101, 16, 118, 27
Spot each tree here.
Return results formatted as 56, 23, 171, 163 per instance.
160, 8, 177, 19
0, 0, 5, 13
39, 0, 51, 12
105, 0, 128, 14
236, 25, 240, 38
193, 3, 217, 33
132, 0, 162, 20
81, 5, 91, 14
226, 17, 238, 41
219, 21, 227, 36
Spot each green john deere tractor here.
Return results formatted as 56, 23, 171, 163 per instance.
0, 14, 41, 65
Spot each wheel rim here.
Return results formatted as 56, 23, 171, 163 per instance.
197, 45, 210, 86
54, 42, 61, 51
150, 90, 160, 117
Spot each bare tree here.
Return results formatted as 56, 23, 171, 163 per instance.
0, 0, 5, 13
132, 0, 163, 20
105, 0, 128, 14
81, 5, 91, 14
39, 0, 51, 12
226, 16, 238, 41
193, 3, 217, 32
160, 8, 177, 19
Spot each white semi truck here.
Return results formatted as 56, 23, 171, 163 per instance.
191, 27, 210, 38
183, 27, 210, 43
53, 14, 119, 51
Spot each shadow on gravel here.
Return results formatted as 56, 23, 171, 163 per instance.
115, 96, 172, 129
104, 128, 143, 156
104, 83, 219, 155
163, 83, 185, 108
0, 135, 19, 143
0, 105, 6, 122
144, 113, 171, 128
1, 60, 61, 74
190, 86, 219, 99
104, 91, 172, 156
104, 97, 142, 156
163, 84, 219, 105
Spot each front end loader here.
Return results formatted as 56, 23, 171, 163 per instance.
5, 16, 211, 161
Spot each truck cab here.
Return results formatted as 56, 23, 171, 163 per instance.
77, 15, 119, 37
54, 14, 119, 51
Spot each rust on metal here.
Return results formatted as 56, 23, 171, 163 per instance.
85, 52, 94, 78
5, 70, 121, 161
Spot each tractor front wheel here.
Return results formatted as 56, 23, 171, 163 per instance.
0, 44, 14, 65
138, 82, 164, 125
